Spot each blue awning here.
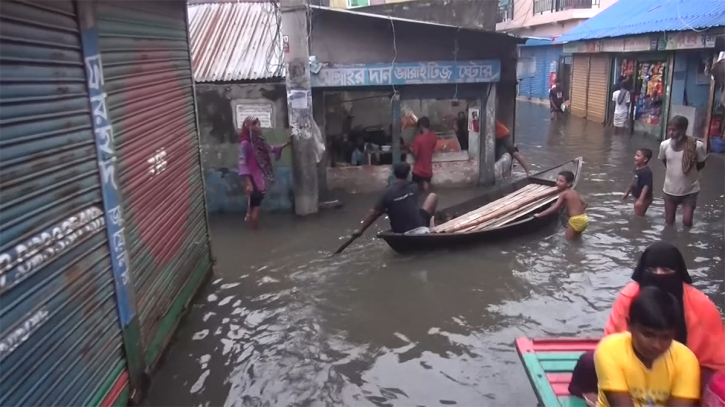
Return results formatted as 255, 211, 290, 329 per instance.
556, 0, 725, 43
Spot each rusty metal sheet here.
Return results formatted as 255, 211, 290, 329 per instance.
96, 0, 214, 360
187, 2, 284, 82
0, 1, 127, 405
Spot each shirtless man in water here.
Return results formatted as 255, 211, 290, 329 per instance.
534, 170, 588, 240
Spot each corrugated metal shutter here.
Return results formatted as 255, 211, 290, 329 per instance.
586, 54, 609, 124
0, 1, 127, 405
518, 48, 535, 98
95, 1, 213, 363
542, 46, 562, 99
571, 55, 589, 118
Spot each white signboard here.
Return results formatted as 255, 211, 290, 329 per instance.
235, 104, 273, 129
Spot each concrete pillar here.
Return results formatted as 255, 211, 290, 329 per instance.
391, 95, 402, 165
281, 0, 318, 215
479, 84, 496, 185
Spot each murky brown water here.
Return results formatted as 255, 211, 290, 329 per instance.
146, 103, 724, 407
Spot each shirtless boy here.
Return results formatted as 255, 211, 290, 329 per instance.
534, 170, 588, 240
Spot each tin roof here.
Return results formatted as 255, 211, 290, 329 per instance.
556, 0, 725, 43
188, 2, 283, 82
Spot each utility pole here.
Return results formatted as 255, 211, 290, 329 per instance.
280, 0, 318, 215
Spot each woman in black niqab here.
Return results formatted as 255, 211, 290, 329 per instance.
631, 241, 691, 344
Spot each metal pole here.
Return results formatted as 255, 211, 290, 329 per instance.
281, 0, 318, 215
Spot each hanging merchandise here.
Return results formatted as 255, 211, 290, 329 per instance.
634, 60, 666, 130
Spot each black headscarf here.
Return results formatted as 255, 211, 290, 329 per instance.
631, 241, 691, 344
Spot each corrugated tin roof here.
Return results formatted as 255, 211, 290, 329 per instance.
309, 5, 523, 41
188, 2, 283, 82
556, 0, 725, 43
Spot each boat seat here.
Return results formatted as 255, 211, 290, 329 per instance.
515, 337, 600, 407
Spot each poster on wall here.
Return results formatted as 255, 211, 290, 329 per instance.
235, 104, 273, 129
468, 108, 480, 133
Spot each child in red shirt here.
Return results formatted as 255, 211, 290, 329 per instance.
410, 117, 437, 193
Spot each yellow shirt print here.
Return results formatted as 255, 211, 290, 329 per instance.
594, 332, 700, 407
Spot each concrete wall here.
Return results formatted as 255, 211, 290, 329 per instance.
195, 82, 293, 213
358, 0, 497, 31
497, 0, 619, 37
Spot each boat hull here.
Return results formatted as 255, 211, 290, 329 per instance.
376, 157, 583, 253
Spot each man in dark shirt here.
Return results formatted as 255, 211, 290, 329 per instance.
352, 162, 438, 236
621, 148, 654, 216
549, 80, 565, 121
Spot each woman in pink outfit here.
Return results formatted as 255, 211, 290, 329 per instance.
238, 116, 291, 229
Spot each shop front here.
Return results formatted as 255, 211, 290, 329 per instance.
633, 53, 670, 138
311, 60, 501, 193
565, 31, 721, 140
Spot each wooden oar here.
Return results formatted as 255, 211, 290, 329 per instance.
333, 235, 359, 255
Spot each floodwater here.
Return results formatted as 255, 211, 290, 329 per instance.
145, 103, 724, 406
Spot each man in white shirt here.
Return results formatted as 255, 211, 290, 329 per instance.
658, 115, 707, 227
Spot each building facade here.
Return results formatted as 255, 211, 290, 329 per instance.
187, 2, 293, 214
557, 0, 725, 143
0, 0, 213, 405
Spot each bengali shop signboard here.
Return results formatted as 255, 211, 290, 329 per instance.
562, 32, 718, 54
310, 60, 501, 87
659, 32, 716, 50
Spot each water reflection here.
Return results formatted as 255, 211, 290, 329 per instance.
145, 103, 723, 407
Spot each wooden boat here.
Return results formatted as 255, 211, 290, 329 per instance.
377, 157, 583, 253
515, 337, 599, 407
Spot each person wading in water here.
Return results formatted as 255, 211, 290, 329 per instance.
238, 116, 291, 229
658, 116, 707, 227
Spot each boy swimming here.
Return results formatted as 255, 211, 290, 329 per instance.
534, 170, 588, 239
622, 148, 654, 216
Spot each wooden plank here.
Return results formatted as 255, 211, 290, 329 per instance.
540, 360, 578, 372
547, 373, 573, 385
462, 186, 557, 232
434, 184, 540, 232
535, 352, 586, 361
455, 186, 551, 231
456, 189, 544, 233
551, 382, 571, 396
520, 353, 562, 407
528, 338, 599, 352
483, 195, 559, 229
559, 396, 588, 407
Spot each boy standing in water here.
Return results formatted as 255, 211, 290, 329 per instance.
622, 148, 654, 216
659, 116, 707, 227
534, 170, 588, 240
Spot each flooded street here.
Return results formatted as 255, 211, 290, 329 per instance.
146, 103, 724, 406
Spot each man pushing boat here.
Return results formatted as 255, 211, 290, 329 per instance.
352, 162, 438, 238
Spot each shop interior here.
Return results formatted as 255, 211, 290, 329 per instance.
323, 90, 478, 167
633, 56, 668, 138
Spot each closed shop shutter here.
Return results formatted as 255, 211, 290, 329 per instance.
0, 1, 127, 405
571, 55, 589, 118
96, 1, 213, 363
587, 54, 609, 124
